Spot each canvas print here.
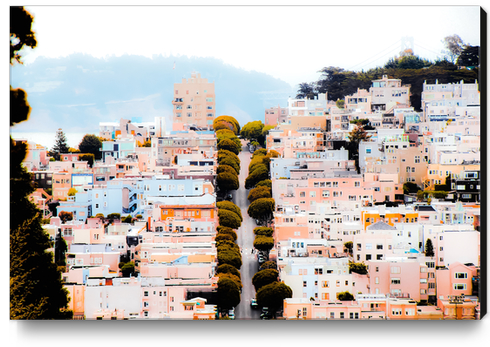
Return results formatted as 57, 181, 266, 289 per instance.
10, 5, 483, 321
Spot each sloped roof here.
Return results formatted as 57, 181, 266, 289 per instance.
367, 221, 397, 230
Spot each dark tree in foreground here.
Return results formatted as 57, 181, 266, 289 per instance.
10, 7, 72, 319
425, 238, 435, 257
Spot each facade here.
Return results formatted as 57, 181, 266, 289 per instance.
172, 72, 215, 131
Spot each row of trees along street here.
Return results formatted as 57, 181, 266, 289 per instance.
213, 116, 245, 318
241, 121, 292, 319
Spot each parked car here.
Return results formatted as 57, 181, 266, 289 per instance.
225, 193, 233, 201
229, 308, 235, 320
251, 298, 258, 309
260, 307, 272, 319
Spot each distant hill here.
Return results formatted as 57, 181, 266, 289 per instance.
10, 53, 295, 133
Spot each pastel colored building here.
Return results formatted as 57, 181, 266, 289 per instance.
370, 75, 411, 113
264, 105, 288, 126
172, 72, 215, 131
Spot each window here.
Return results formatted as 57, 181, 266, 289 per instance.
391, 278, 401, 285
322, 281, 329, 288
330, 312, 335, 319
315, 268, 323, 275
340, 312, 344, 319
391, 267, 401, 274
455, 273, 468, 279
303, 281, 307, 287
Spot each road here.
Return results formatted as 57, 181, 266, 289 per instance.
234, 142, 261, 320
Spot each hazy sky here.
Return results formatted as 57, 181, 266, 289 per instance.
20, 4, 481, 88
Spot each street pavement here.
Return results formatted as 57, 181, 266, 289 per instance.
234, 142, 261, 320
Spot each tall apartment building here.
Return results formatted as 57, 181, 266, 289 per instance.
172, 72, 216, 131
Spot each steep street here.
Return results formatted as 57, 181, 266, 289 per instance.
234, 142, 261, 320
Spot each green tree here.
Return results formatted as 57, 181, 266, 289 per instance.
425, 238, 435, 257
217, 164, 237, 176
67, 188, 77, 197
240, 121, 264, 142
79, 134, 102, 160
10, 7, 72, 320
336, 291, 355, 301
215, 233, 235, 242
51, 128, 69, 160
344, 241, 353, 254
253, 236, 274, 253
217, 201, 242, 221
218, 209, 242, 229
245, 164, 269, 189
348, 123, 372, 173
336, 99, 345, 109
217, 138, 240, 155
247, 198, 275, 225
214, 115, 241, 135
216, 226, 238, 241
457, 45, 479, 68
217, 249, 242, 269
253, 227, 274, 237
216, 172, 239, 193
58, 211, 73, 224
348, 261, 368, 275
218, 157, 240, 175
217, 272, 242, 290
403, 182, 421, 194
122, 215, 133, 223
259, 260, 278, 271
217, 277, 241, 311
256, 281, 292, 317
256, 179, 272, 188
10, 6, 37, 64
121, 262, 135, 277
217, 264, 241, 278
296, 82, 317, 99
252, 269, 279, 292
216, 129, 242, 151
248, 185, 272, 203
79, 153, 95, 167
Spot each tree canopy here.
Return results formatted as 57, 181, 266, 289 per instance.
217, 138, 240, 155
245, 164, 269, 189
240, 120, 264, 142
79, 134, 102, 160
336, 291, 355, 301
248, 185, 272, 203
247, 198, 275, 224
256, 281, 292, 314
218, 209, 242, 229
216, 172, 239, 193
217, 277, 241, 310
217, 264, 241, 279
252, 269, 279, 292
253, 227, 274, 237
214, 115, 241, 135
217, 201, 242, 221
253, 236, 274, 253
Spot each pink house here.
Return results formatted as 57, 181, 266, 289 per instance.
367, 258, 429, 302
435, 262, 476, 306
